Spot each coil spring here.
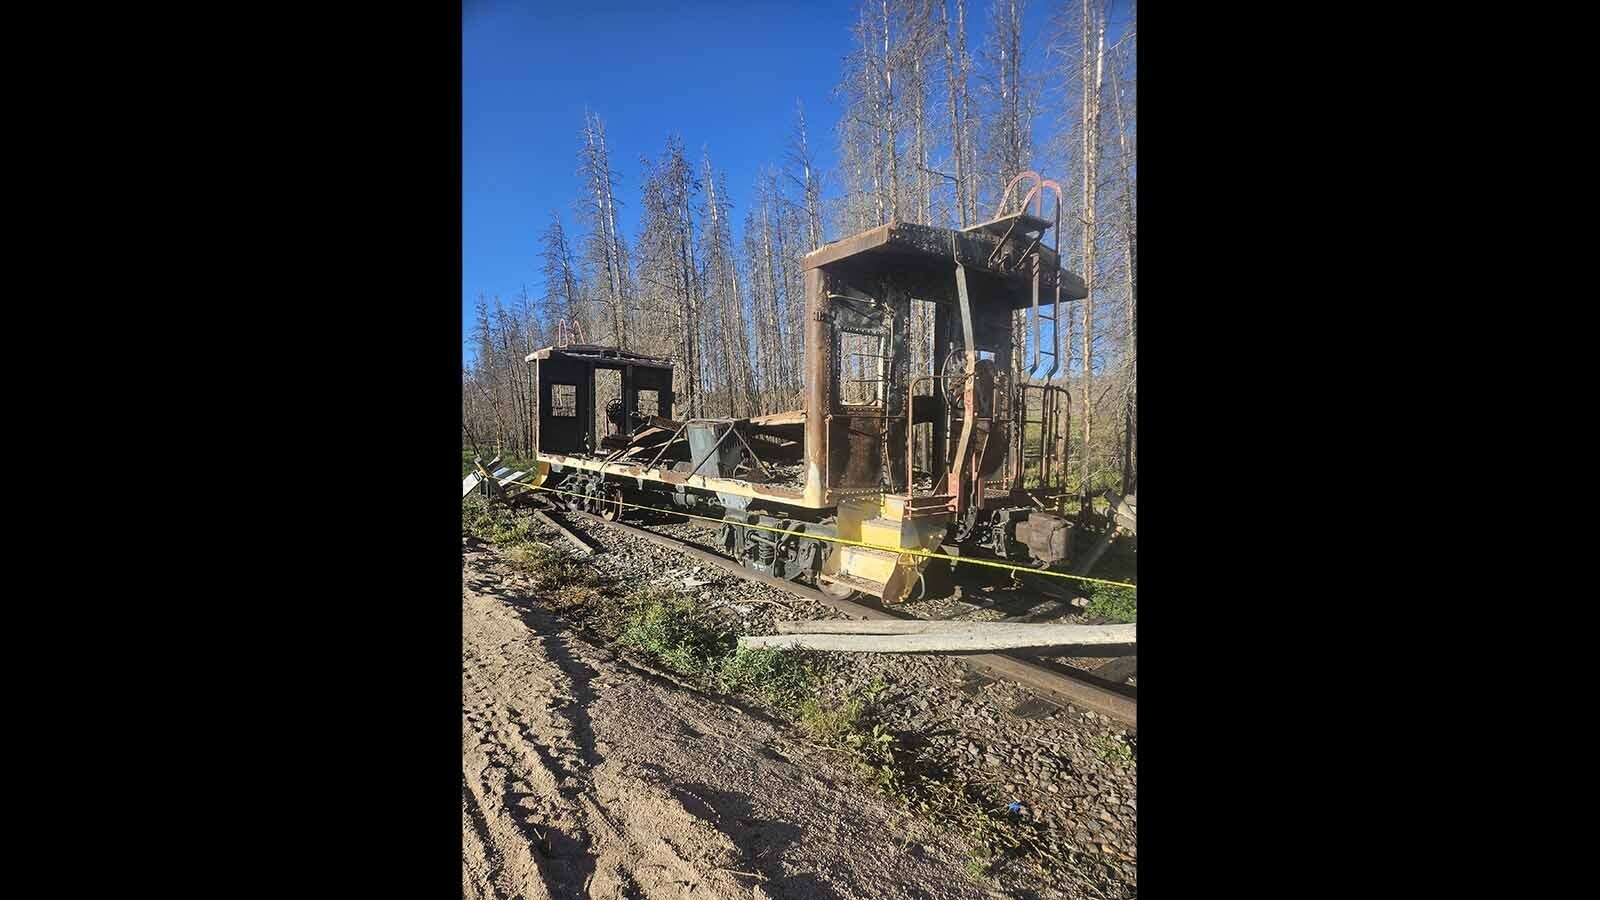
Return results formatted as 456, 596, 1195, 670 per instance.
746, 530, 778, 567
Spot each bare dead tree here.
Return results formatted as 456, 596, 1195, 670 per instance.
978, 0, 1034, 211
1110, 39, 1135, 494
464, 291, 546, 457
1078, 0, 1105, 492
540, 212, 582, 330
786, 100, 826, 250
579, 110, 630, 349
703, 151, 754, 417
636, 136, 706, 415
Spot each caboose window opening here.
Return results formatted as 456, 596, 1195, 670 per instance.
839, 328, 889, 407
550, 383, 578, 417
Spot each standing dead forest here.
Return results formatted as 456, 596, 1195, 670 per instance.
464, 0, 1136, 496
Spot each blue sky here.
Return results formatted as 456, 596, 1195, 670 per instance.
463, 0, 1127, 361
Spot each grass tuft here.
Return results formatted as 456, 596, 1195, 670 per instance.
1082, 583, 1137, 623
1097, 734, 1135, 764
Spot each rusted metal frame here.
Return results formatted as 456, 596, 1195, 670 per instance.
804, 268, 829, 505
832, 294, 892, 406
1021, 186, 1043, 217
599, 420, 664, 465
997, 171, 1044, 220
967, 377, 991, 513
1022, 384, 1063, 490
985, 216, 1022, 268
907, 373, 961, 501
1028, 264, 1044, 377
1043, 387, 1057, 488
1016, 233, 1044, 265
659, 417, 771, 481
725, 425, 773, 480
907, 372, 917, 496
644, 420, 691, 471
1013, 188, 1068, 492
948, 235, 981, 515
1025, 384, 1065, 491
1017, 384, 1037, 487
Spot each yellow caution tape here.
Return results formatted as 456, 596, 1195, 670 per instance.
488, 475, 1137, 592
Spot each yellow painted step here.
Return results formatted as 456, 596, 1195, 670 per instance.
839, 545, 900, 584
880, 495, 908, 521
859, 516, 909, 549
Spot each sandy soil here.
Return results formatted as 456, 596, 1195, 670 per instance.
462, 547, 993, 900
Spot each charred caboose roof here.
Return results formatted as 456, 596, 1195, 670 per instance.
802, 219, 1088, 305
524, 344, 676, 367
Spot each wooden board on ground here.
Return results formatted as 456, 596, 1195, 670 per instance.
742, 622, 1135, 652
531, 509, 595, 557
775, 619, 1132, 638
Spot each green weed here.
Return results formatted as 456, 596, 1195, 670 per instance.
718, 646, 824, 712
797, 695, 865, 744
1097, 734, 1134, 764
1082, 583, 1137, 623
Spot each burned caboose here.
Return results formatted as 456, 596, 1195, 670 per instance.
522, 176, 1089, 604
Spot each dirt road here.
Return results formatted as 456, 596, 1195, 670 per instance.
462, 549, 989, 900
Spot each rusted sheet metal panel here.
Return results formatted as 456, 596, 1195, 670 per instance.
829, 414, 883, 490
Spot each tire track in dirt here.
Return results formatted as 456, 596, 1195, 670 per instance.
465, 566, 753, 899
463, 547, 987, 900
463, 592, 591, 898
462, 781, 501, 900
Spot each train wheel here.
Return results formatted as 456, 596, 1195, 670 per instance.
599, 487, 623, 521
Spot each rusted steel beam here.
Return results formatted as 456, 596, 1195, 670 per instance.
804, 266, 829, 507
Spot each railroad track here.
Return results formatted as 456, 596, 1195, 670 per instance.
529, 499, 1136, 729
